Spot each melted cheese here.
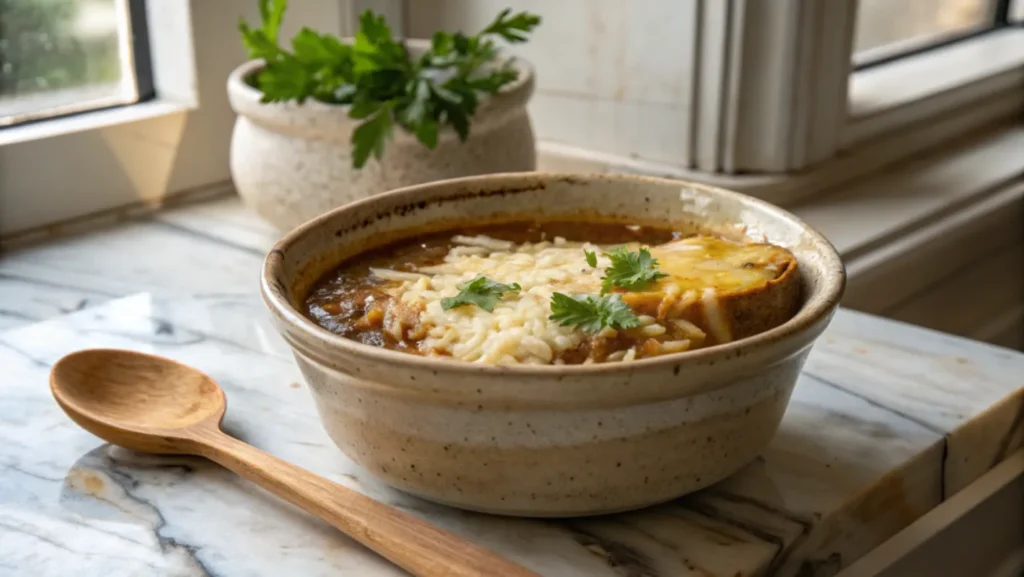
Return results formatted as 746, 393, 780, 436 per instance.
649, 236, 786, 293
377, 235, 791, 365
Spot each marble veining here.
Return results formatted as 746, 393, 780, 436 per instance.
1, 196, 1022, 576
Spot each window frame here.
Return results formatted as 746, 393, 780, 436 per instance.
0, 0, 156, 128
708, 0, 1024, 173
852, 0, 1016, 69
0, 0, 350, 238
844, 25, 1024, 147
2, 0, 1023, 239
128, 0, 156, 104
404, 0, 1022, 176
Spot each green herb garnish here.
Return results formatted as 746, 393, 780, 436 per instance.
239, 1, 541, 168
584, 249, 598, 267
600, 246, 668, 294
441, 276, 521, 312
548, 293, 640, 334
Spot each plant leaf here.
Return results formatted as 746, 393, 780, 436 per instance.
482, 9, 542, 43
441, 276, 521, 312
584, 250, 598, 267
357, 9, 392, 44
260, 0, 287, 43
351, 103, 394, 168
352, 10, 408, 74
239, 21, 280, 60
414, 119, 439, 149
548, 293, 640, 334
467, 64, 518, 94
349, 97, 382, 120
257, 59, 311, 102
600, 246, 669, 294
292, 27, 349, 65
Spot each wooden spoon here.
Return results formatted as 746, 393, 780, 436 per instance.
50, 348, 539, 577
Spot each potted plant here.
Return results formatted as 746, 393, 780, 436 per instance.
227, 0, 541, 231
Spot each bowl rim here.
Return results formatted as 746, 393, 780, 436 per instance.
261, 172, 846, 375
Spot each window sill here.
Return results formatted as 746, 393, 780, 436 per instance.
541, 121, 1024, 348
845, 27, 1024, 147
0, 99, 194, 148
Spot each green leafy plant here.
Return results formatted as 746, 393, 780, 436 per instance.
599, 246, 668, 294
548, 293, 640, 334
239, 0, 541, 168
441, 276, 521, 312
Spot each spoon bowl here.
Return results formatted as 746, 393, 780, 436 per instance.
51, 349, 225, 454
50, 348, 538, 577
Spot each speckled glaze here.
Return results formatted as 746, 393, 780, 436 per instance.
261, 173, 846, 517
227, 45, 536, 232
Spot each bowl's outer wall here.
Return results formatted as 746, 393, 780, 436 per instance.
261, 173, 846, 515
293, 346, 809, 517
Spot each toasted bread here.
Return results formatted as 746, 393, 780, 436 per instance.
618, 237, 801, 347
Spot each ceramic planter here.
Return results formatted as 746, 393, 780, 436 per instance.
261, 173, 847, 517
226, 49, 536, 231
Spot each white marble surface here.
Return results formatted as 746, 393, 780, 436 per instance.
1, 196, 1022, 576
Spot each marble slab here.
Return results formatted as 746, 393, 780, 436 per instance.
804, 311, 1024, 497
2, 291, 1021, 577
0, 196, 278, 332
2, 195, 1022, 575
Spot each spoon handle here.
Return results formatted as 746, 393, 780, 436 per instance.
193, 429, 539, 577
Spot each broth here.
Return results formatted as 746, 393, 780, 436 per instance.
304, 220, 797, 365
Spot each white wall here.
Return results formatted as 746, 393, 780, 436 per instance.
407, 0, 697, 166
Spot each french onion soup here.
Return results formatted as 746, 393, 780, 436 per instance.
304, 221, 801, 365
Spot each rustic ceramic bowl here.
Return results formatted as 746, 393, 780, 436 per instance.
227, 43, 536, 232
261, 173, 845, 517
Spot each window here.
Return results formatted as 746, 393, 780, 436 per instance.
854, 0, 1020, 67
417, 0, 1023, 175
2, 0, 1023, 238
0, 0, 153, 127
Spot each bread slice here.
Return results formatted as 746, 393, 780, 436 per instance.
617, 236, 801, 348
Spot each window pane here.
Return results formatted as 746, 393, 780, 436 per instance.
1011, 0, 1024, 21
0, 0, 139, 126
854, 0, 994, 62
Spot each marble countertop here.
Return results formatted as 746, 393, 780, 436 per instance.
1, 196, 1022, 577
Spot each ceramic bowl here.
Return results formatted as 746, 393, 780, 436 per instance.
261, 173, 845, 517
227, 44, 536, 232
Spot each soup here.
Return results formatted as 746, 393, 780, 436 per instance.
304, 221, 800, 365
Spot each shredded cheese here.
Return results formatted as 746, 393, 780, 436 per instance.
369, 234, 789, 365
393, 238, 610, 364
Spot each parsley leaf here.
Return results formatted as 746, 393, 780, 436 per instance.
483, 8, 543, 43
549, 293, 641, 334
259, 0, 287, 43
292, 28, 350, 66
239, 2, 541, 168
601, 246, 669, 294
239, 0, 287, 61
584, 249, 598, 267
351, 100, 395, 168
441, 276, 521, 312
352, 11, 408, 74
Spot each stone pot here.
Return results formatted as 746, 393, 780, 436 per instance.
226, 48, 536, 231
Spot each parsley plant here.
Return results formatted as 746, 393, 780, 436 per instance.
239, 1, 541, 168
